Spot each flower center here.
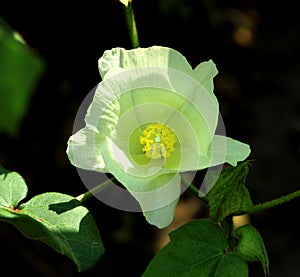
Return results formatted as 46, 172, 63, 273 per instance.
139, 123, 176, 159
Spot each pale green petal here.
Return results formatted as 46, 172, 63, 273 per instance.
99, 47, 219, 106
102, 137, 175, 190
98, 46, 193, 80
91, 67, 220, 174
143, 198, 179, 229
90, 67, 219, 164
167, 135, 251, 171
101, 137, 181, 227
220, 136, 251, 166
193, 59, 218, 96
84, 83, 120, 135
171, 135, 250, 170
66, 127, 107, 172
97, 48, 219, 160
129, 174, 181, 208
166, 144, 208, 172
127, 69, 218, 158
208, 135, 251, 167
165, 95, 217, 159
164, 69, 219, 158
87, 69, 186, 134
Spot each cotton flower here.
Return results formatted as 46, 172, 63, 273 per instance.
67, 46, 250, 228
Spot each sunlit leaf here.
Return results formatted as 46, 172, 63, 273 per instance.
0, 168, 104, 271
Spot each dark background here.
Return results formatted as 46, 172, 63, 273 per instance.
1, 0, 300, 276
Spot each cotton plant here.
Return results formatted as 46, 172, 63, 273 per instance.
2, 3, 300, 276
66, 46, 251, 228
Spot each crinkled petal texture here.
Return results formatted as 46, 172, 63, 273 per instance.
67, 46, 251, 228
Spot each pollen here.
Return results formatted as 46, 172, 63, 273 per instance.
139, 123, 176, 159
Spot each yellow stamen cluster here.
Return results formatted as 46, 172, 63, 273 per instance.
139, 123, 176, 159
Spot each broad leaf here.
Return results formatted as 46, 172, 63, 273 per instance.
0, 168, 104, 271
235, 224, 269, 276
142, 219, 248, 277
207, 161, 253, 222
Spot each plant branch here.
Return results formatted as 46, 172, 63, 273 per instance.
238, 188, 300, 215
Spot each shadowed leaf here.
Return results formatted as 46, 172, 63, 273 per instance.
142, 219, 248, 277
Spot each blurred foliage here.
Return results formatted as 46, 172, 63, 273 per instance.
0, 17, 45, 136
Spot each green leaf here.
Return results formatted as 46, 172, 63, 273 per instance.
0, 166, 28, 208
207, 161, 253, 222
234, 224, 269, 276
142, 219, 248, 277
0, 17, 45, 136
0, 169, 104, 271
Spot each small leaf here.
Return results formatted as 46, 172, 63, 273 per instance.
234, 224, 269, 276
0, 168, 104, 271
207, 161, 253, 222
0, 166, 28, 208
142, 219, 248, 277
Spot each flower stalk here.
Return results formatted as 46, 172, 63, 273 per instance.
76, 178, 115, 202
124, 1, 140, 48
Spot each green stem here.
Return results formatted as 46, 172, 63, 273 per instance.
188, 183, 201, 198
221, 215, 236, 250
245, 189, 300, 214
181, 175, 208, 203
124, 1, 140, 48
182, 173, 300, 215
76, 178, 115, 202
